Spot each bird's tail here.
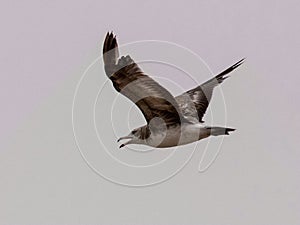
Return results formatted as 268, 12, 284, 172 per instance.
103, 32, 119, 76
206, 126, 236, 136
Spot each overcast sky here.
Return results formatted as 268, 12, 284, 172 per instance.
0, 0, 299, 224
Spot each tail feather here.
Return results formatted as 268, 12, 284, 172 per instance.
206, 126, 236, 136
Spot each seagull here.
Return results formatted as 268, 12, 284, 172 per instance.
103, 32, 244, 149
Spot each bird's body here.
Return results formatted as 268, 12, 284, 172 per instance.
146, 123, 203, 148
125, 123, 235, 148
102, 32, 243, 149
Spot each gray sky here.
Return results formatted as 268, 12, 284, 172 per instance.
1, 0, 299, 224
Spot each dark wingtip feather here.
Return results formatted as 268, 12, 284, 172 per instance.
216, 58, 245, 79
232, 58, 245, 69
103, 31, 118, 54
103, 31, 119, 76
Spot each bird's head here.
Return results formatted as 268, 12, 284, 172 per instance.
117, 126, 149, 148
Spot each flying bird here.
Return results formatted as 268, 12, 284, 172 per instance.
103, 32, 244, 148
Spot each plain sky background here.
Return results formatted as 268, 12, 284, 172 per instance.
1, 0, 299, 224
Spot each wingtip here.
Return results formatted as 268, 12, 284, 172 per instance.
105, 31, 112, 38
216, 57, 245, 78
233, 58, 245, 69
105, 31, 115, 39
103, 31, 119, 76
239, 58, 245, 64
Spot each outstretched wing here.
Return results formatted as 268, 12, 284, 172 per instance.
103, 32, 184, 126
175, 59, 244, 123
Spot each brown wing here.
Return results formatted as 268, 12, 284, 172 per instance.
103, 32, 185, 126
176, 59, 244, 123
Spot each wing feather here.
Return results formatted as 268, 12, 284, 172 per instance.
176, 59, 244, 123
103, 32, 184, 126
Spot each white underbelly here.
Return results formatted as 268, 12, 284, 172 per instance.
146, 123, 205, 148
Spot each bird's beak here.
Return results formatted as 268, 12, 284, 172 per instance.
119, 140, 133, 149
117, 135, 133, 142
117, 135, 134, 149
